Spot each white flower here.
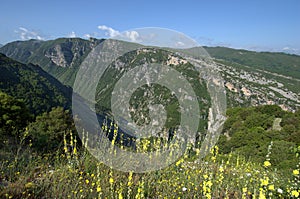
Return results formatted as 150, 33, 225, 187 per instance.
182, 187, 187, 192
246, 173, 251, 177
277, 188, 283, 194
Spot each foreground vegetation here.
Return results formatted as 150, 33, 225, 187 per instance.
0, 135, 299, 198
1, 91, 300, 198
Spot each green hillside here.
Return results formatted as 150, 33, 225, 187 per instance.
218, 105, 300, 170
204, 46, 300, 79
0, 53, 71, 115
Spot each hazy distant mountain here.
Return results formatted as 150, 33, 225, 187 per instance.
206, 52, 300, 111
0, 53, 71, 115
181, 46, 300, 111
203, 46, 300, 79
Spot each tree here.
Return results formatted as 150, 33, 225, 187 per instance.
0, 91, 31, 139
26, 107, 75, 152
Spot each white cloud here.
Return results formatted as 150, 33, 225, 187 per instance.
67, 31, 76, 38
15, 27, 45, 40
282, 47, 290, 50
97, 25, 141, 42
124, 30, 140, 42
282, 46, 300, 55
98, 25, 120, 37
175, 41, 185, 47
83, 33, 91, 39
241, 45, 300, 55
19, 27, 28, 32
82, 32, 101, 39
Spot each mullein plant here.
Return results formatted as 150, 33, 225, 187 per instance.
135, 177, 145, 199
253, 141, 273, 199
96, 163, 103, 198
5, 119, 298, 198
109, 170, 115, 198
290, 146, 300, 198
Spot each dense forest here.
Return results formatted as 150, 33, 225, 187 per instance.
0, 53, 71, 115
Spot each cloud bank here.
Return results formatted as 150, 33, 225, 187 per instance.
15, 27, 45, 40
67, 31, 76, 38
97, 25, 140, 42
98, 25, 120, 37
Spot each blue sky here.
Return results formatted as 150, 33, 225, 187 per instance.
1, 0, 300, 54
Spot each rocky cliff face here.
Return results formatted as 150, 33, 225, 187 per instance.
44, 39, 92, 67
45, 44, 68, 67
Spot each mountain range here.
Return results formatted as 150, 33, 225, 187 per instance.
0, 38, 300, 115
0, 38, 103, 87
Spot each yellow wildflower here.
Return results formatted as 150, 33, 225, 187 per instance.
293, 169, 299, 175
291, 190, 299, 197
176, 159, 183, 167
259, 191, 266, 199
206, 180, 213, 187
260, 178, 269, 186
263, 160, 271, 167
219, 166, 224, 173
119, 192, 123, 199
268, 184, 275, 191
25, 182, 35, 189
128, 172, 133, 186
73, 147, 77, 154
